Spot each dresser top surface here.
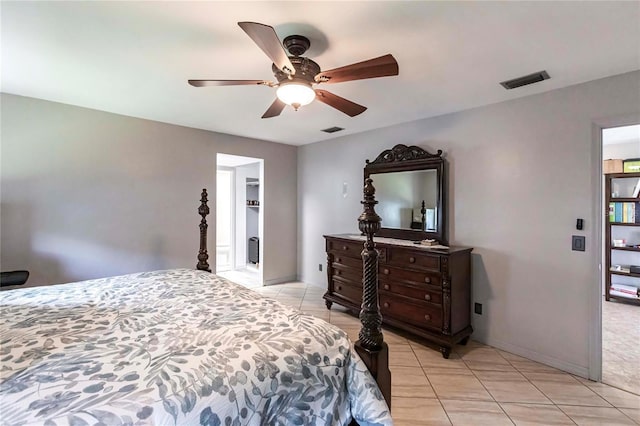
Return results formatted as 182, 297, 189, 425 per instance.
325, 234, 473, 254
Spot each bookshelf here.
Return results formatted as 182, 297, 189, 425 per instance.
604, 172, 640, 303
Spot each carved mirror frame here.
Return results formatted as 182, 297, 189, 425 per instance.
364, 144, 447, 244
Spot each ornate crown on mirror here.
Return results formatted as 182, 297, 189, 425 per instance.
364, 143, 446, 244
366, 144, 443, 165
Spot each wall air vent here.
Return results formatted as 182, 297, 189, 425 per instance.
500, 70, 550, 90
321, 126, 344, 134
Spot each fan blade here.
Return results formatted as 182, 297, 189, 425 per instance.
262, 98, 286, 119
315, 54, 398, 84
238, 22, 295, 75
315, 90, 367, 117
188, 80, 272, 87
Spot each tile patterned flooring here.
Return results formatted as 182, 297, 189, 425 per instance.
248, 281, 640, 426
217, 267, 261, 288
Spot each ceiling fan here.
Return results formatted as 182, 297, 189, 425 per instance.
188, 22, 399, 119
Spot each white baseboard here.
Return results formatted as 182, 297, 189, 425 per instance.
483, 337, 590, 379
263, 275, 298, 286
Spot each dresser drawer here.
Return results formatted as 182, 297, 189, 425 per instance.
379, 281, 442, 305
386, 249, 440, 271
332, 277, 363, 305
327, 239, 364, 260
332, 263, 363, 282
379, 265, 441, 287
380, 294, 442, 330
332, 254, 362, 270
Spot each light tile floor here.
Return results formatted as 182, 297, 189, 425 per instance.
217, 266, 261, 288
249, 281, 640, 425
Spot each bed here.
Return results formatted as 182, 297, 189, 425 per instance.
0, 187, 392, 425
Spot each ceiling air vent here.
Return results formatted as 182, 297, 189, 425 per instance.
321, 126, 344, 134
500, 70, 550, 90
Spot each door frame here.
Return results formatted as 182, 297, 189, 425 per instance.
215, 166, 236, 273
589, 113, 640, 381
215, 153, 265, 286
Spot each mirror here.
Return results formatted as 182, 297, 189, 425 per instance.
364, 144, 446, 243
372, 169, 438, 230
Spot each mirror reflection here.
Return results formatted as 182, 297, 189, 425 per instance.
372, 169, 438, 231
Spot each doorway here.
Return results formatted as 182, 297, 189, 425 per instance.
600, 124, 640, 395
216, 153, 264, 288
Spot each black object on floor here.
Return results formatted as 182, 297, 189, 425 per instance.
248, 237, 259, 264
1, 270, 29, 287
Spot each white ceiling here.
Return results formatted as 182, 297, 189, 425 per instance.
217, 153, 261, 167
2, 1, 639, 146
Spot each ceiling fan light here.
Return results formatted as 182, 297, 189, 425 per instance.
276, 82, 316, 109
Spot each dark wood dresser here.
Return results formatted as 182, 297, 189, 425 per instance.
324, 234, 473, 358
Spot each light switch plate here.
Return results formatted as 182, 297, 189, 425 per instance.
572, 235, 585, 251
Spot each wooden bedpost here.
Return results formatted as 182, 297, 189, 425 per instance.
197, 188, 211, 272
355, 178, 391, 408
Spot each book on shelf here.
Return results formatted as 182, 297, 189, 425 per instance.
609, 203, 615, 222
624, 202, 634, 223
610, 283, 640, 299
608, 201, 640, 223
633, 179, 640, 198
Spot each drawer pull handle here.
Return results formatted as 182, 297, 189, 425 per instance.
409, 257, 416, 263
336, 270, 341, 275
383, 269, 390, 275
337, 286, 342, 291
337, 257, 341, 262
383, 302, 390, 308
383, 284, 390, 291
424, 314, 431, 321
424, 294, 431, 301
343, 246, 348, 251
424, 277, 431, 284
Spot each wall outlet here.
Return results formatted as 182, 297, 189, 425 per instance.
474, 303, 483, 315
319, 264, 323, 272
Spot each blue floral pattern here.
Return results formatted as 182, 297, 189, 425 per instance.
0, 269, 391, 425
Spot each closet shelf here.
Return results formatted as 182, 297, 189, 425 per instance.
610, 270, 640, 279
610, 196, 640, 202
611, 246, 640, 252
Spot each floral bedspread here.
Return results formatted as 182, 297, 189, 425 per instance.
0, 269, 391, 426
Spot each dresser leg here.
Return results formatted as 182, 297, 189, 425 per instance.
440, 347, 451, 359
459, 336, 470, 346
325, 300, 333, 310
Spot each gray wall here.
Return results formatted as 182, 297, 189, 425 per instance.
603, 140, 640, 161
297, 71, 640, 377
1, 94, 297, 286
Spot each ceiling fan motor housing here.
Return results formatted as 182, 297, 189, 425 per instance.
272, 56, 321, 85
283, 35, 310, 56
